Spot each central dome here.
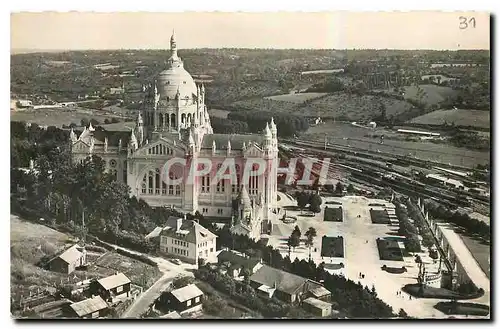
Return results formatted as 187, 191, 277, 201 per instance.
157, 63, 198, 100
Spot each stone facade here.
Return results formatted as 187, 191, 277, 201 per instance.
70, 32, 278, 241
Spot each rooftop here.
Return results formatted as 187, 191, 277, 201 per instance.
250, 265, 325, 295
161, 217, 217, 244
97, 272, 131, 291
69, 296, 108, 317
54, 244, 84, 264
217, 250, 261, 270
170, 284, 204, 303
201, 134, 265, 150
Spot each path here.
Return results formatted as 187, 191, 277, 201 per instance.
438, 223, 490, 305
95, 239, 195, 318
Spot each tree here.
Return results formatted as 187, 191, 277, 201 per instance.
309, 194, 322, 213
304, 227, 317, 261
335, 182, 344, 195
104, 118, 111, 124
296, 192, 309, 212
346, 184, 355, 194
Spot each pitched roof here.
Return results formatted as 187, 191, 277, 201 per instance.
200, 134, 264, 150
69, 296, 108, 317
309, 286, 331, 298
170, 284, 203, 303
160, 218, 217, 244
217, 250, 260, 270
97, 272, 131, 291
56, 244, 83, 264
249, 265, 308, 295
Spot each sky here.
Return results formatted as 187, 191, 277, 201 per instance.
11, 12, 490, 50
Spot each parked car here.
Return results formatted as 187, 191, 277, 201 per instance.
172, 259, 182, 265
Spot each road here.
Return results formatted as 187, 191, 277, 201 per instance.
94, 239, 195, 318
438, 223, 490, 305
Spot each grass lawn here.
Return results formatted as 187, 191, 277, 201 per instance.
321, 236, 344, 258
324, 207, 343, 222
434, 301, 489, 317
92, 252, 162, 288
370, 209, 390, 224
10, 108, 123, 128
376, 238, 403, 261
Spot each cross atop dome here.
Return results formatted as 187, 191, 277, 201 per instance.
170, 30, 179, 62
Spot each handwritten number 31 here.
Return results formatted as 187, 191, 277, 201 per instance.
459, 17, 476, 29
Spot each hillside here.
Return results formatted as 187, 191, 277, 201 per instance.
232, 91, 417, 122
410, 109, 490, 129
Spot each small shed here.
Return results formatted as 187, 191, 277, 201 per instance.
89, 272, 131, 302
68, 296, 108, 319
158, 284, 204, 314
48, 244, 86, 274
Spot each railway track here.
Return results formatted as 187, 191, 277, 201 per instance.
283, 143, 487, 211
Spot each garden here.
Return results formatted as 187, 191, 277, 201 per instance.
320, 236, 344, 258
370, 209, 390, 224
323, 207, 343, 222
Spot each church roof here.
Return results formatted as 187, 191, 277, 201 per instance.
201, 134, 264, 150
91, 130, 131, 146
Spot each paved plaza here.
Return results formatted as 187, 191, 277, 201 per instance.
270, 192, 474, 318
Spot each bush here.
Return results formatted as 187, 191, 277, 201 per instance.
115, 248, 157, 267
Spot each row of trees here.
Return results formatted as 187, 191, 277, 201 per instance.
423, 200, 490, 241
403, 198, 436, 250
226, 111, 309, 138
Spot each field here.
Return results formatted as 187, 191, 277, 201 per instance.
402, 85, 458, 106
233, 92, 415, 121
10, 108, 124, 127
208, 108, 230, 119
302, 122, 490, 168
10, 214, 88, 299
409, 109, 490, 129
10, 214, 161, 313
92, 252, 162, 288
264, 92, 328, 104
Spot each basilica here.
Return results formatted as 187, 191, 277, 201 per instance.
70, 32, 279, 240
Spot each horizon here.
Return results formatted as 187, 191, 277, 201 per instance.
11, 12, 491, 51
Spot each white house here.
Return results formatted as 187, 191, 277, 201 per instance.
159, 216, 217, 264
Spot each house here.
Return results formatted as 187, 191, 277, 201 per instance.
159, 216, 217, 265
48, 244, 86, 274
157, 284, 204, 314
217, 249, 263, 278
89, 272, 131, 303
302, 297, 332, 317
67, 296, 109, 319
249, 265, 331, 303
